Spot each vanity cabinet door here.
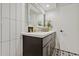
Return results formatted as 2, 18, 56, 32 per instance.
23, 35, 42, 56
50, 32, 56, 56
43, 33, 56, 56
43, 34, 52, 47
43, 40, 55, 56
43, 43, 50, 56
50, 39, 55, 56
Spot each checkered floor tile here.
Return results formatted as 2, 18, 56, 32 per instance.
53, 48, 79, 56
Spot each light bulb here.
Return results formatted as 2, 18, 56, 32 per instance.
46, 4, 50, 7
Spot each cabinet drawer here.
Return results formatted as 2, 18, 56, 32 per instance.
43, 34, 52, 47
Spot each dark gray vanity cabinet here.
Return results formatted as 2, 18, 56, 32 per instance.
23, 32, 56, 56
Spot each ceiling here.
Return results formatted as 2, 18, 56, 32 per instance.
56, 3, 73, 7
32, 3, 72, 13
38, 3, 56, 12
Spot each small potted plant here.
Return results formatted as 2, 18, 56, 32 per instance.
47, 20, 52, 31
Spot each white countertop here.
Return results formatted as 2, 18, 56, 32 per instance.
21, 31, 55, 38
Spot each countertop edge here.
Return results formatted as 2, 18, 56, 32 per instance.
21, 31, 56, 38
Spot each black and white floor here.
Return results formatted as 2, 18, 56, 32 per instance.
53, 48, 79, 56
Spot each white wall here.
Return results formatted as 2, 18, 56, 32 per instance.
56, 4, 79, 54
0, 3, 26, 56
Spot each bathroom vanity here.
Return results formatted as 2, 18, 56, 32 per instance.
22, 31, 56, 56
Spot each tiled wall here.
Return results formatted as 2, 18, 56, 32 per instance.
0, 3, 25, 56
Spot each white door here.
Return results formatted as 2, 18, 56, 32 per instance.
57, 4, 79, 54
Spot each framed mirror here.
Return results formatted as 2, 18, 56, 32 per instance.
27, 3, 44, 27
